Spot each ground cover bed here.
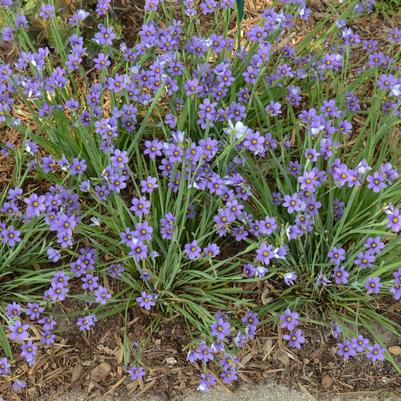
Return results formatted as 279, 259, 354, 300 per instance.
1, 0, 401, 400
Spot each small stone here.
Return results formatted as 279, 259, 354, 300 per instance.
321, 375, 332, 388
90, 362, 112, 382
389, 346, 401, 355
71, 364, 83, 383
165, 357, 177, 365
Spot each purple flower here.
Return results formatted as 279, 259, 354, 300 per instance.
136, 291, 156, 310
111, 149, 128, 168
127, 365, 146, 381
0, 357, 11, 375
129, 240, 148, 261
242, 310, 260, 329
211, 318, 231, 341
94, 286, 111, 305
21, 340, 37, 366
204, 243, 220, 258
248, 25, 267, 42
219, 354, 239, 370
364, 236, 384, 255
2, 26, 14, 42
316, 271, 331, 286
94, 24, 116, 45
365, 276, 382, 294
331, 324, 342, 339
39, 4, 55, 19
367, 172, 386, 193
39, 316, 56, 331
391, 268, 401, 300
185, 78, 202, 96
93, 52, 110, 70
337, 340, 356, 360
333, 266, 349, 285
196, 342, 214, 362
255, 242, 274, 265
328, 246, 346, 265
6, 302, 22, 318
47, 247, 61, 262
354, 251, 375, 269
381, 162, 398, 183
366, 344, 385, 362
15, 14, 28, 29
377, 74, 395, 90
352, 335, 369, 352
24, 194, 46, 218
96, 0, 111, 15
140, 176, 158, 193
184, 240, 202, 260
108, 263, 124, 278
12, 380, 26, 392
47, 282, 69, 301
40, 330, 56, 346
283, 193, 303, 214
266, 100, 281, 116
81, 274, 99, 291
284, 272, 297, 286
26, 303, 44, 320
8, 320, 29, 343
242, 263, 255, 278
387, 208, 401, 233
220, 369, 238, 384
283, 329, 305, 348
71, 158, 87, 175
134, 222, 153, 241
77, 314, 97, 331
198, 373, 217, 392
280, 309, 300, 331
144, 140, 163, 159
109, 174, 127, 193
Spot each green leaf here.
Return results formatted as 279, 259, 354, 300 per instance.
236, 0, 245, 23
0, 325, 12, 359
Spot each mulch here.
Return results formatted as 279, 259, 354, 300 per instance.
2, 309, 401, 401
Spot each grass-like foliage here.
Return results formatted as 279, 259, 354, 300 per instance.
0, 0, 401, 392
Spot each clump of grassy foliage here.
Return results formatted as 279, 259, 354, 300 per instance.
1, 0, 401, 390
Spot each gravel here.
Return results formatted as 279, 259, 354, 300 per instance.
45, 381, 401, 401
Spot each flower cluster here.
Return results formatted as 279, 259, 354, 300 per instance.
186, 311, 259, 392
4, 301, 56, 371
280, 309, 305, 349
337, 336, 385, 362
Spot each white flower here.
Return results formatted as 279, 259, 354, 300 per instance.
356, 159, 372, 175
76, 9, 90, 20
130, 64, 140, 75
273, 248, 286, 259
310, 125, 324, 136
204, 38, 213, 48
383, 204, 395, 215
172, 130, 185, 143
197, 383, 208, 392
90, 217, 100, 227
342, 28, 353, 38
224, 121, 249, 141
25, 143, 33, 155
255, 266, 268, 278
284, 272, 297, 286
391, 84, 401, 97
